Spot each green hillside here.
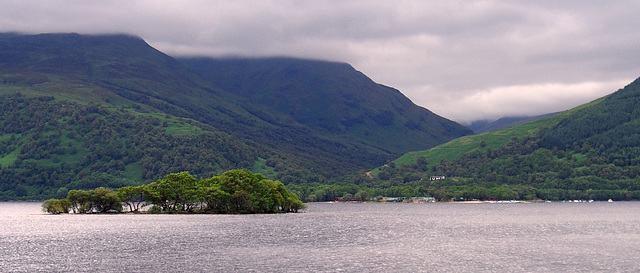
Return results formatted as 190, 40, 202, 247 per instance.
359, 79, 640, 201
379, 97, 603, 174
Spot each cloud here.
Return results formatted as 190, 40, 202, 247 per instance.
1, 0, 640, 123
421, 79, 632, 124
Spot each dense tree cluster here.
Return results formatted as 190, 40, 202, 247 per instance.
42, 169, 305, 214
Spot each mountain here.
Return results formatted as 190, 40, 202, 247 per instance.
360, 77, 640, 201
466, 113, 559, 134
0, 33, 471, 200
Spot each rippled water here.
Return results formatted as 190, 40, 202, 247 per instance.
1, 202, 639, 272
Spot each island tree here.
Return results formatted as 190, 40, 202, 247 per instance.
42, 169, 306, 214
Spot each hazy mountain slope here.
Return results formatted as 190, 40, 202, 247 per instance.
363, 77, 640, 201
180, 57, 473, 152
467, 112, 559, 134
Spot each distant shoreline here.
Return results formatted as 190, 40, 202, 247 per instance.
319, 199, 618, 204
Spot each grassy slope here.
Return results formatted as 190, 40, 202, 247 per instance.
250, 157, 277, 180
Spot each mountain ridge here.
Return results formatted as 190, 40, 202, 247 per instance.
180, 57, 472, 152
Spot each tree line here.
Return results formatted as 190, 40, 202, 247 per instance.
42, 169, 306, 214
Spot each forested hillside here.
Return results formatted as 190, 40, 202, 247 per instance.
352, 78, 640, 201
0, 94, 257, 200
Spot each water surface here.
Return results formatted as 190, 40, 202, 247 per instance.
1, 202, 638, 272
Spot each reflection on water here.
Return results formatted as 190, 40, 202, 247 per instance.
1, 202, 639, 272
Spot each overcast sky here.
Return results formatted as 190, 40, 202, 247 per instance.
2, 0, 639, 123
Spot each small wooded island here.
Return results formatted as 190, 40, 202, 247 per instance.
42, 169, 306, 214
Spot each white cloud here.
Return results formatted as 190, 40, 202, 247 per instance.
1, 0, 640, 123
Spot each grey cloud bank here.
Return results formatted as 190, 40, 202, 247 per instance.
2, 0, 639, 123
